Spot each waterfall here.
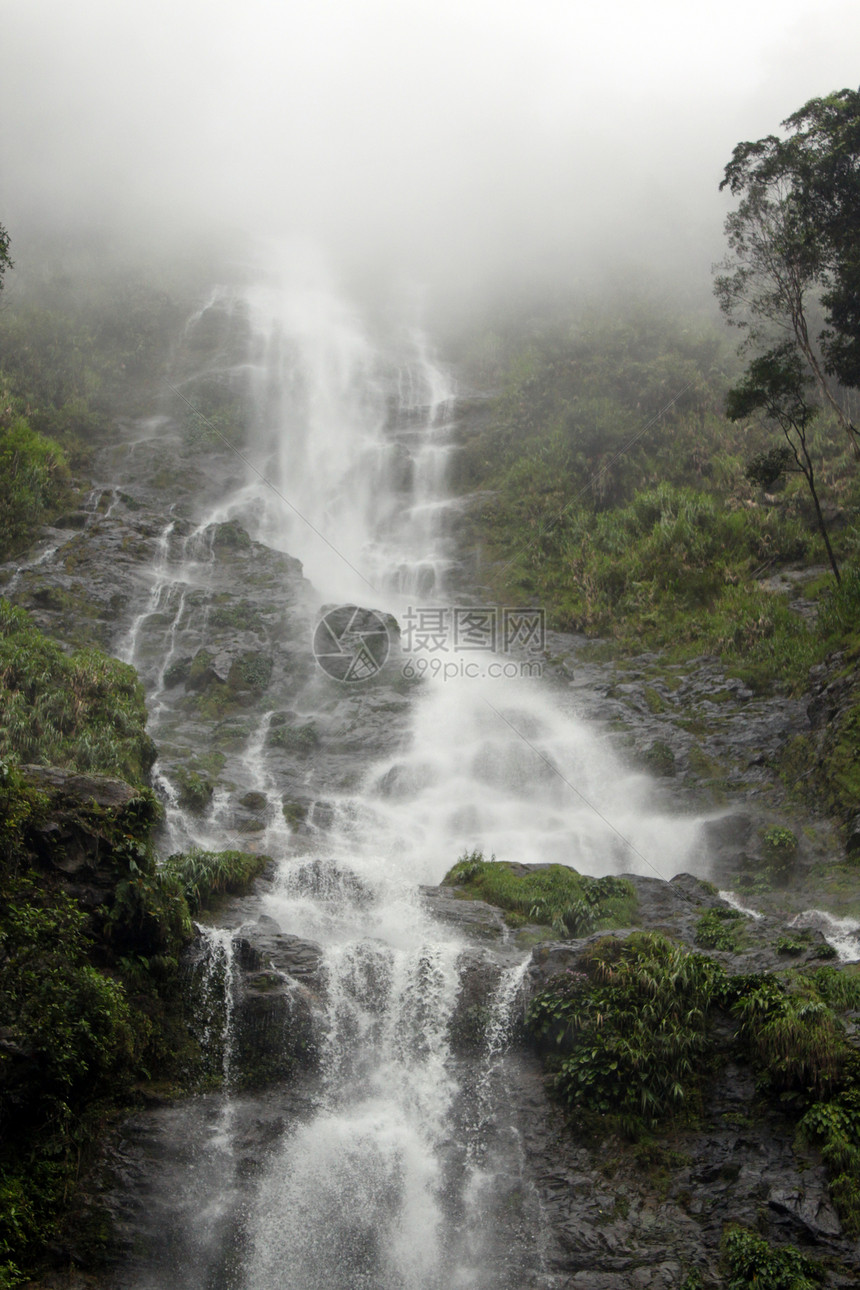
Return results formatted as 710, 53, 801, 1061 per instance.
112, 248, 713, 1290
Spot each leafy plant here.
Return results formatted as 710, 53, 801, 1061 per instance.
0, 411, 70, 557
0, 600, 155, 784
527, 933, 724, 1134
721, 1225, 822, 1289
695, 907, 745, 951
798, 1091, 860, 1235
730, 974, 849, 1095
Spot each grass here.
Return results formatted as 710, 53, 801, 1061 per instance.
442, 851, 637, 936
0, 598, 155, 784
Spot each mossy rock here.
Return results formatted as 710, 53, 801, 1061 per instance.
174, 768, 214, 813
640, 740, 677, 778
211, 520, 251, 551
282, 799, 308, 828
228, 652, 273, 694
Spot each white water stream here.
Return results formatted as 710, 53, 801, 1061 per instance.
120, 249, 715, 1289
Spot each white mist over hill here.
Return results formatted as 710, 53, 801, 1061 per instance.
2, 0, 860, 307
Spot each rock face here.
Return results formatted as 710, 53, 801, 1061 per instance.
16, 764, 158, 911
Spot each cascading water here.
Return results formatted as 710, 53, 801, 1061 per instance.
113, 249, 715, 1289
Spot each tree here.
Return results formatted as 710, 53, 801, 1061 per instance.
0, 222, 11, 295
726, 344, 840, 582
781, 89, 860, 389
715, 88, 860, 456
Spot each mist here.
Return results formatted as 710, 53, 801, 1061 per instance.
2, 0, 860, 313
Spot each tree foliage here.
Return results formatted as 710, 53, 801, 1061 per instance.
0, 224, 11, 295
715, 87, 860, 454
725, 343, 840, 579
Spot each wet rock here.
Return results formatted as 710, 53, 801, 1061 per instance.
419, 885, 509, 940
807, 661, 853, 731
231, 969, 318, 1087
234, 919, 324, 982
20, 766, 155, 908
768, 1183, 842, 1240
447, 950, 508, 1053
21, 765, 138, 811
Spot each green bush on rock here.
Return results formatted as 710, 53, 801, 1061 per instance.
0, 409, 70, 558
442, 852, 637, 937
695, 906, 745, 951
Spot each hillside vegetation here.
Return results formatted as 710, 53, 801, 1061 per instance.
453, 303, 859, 688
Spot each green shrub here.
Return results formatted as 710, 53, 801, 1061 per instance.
798, 1093, 860, 1235
173, 767, 214, 813
527, 933, 724, 1134
730, 975, 849, 1095
0, 879, 139, 1106
0, 412, 69, 556
775, 937, 808, 956
807, 964, 860, 1011
721, 1226, 822, 1289
695, 907, 745, 951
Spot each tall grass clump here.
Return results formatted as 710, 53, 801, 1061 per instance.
162, 848, 269, 913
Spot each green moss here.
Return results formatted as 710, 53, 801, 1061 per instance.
267, 721, 319, 754
639, 739, 676, 777
442, 851, 637, 937
687, 746, 726, 781
210, 520, 250, 551
643, 686, 667, 714
282, 800, 307, 828
173, 767, 214, 813
231, 652, 272, 693
208, 598, 266, 633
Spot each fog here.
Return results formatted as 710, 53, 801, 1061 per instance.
2, 0, 860, 310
